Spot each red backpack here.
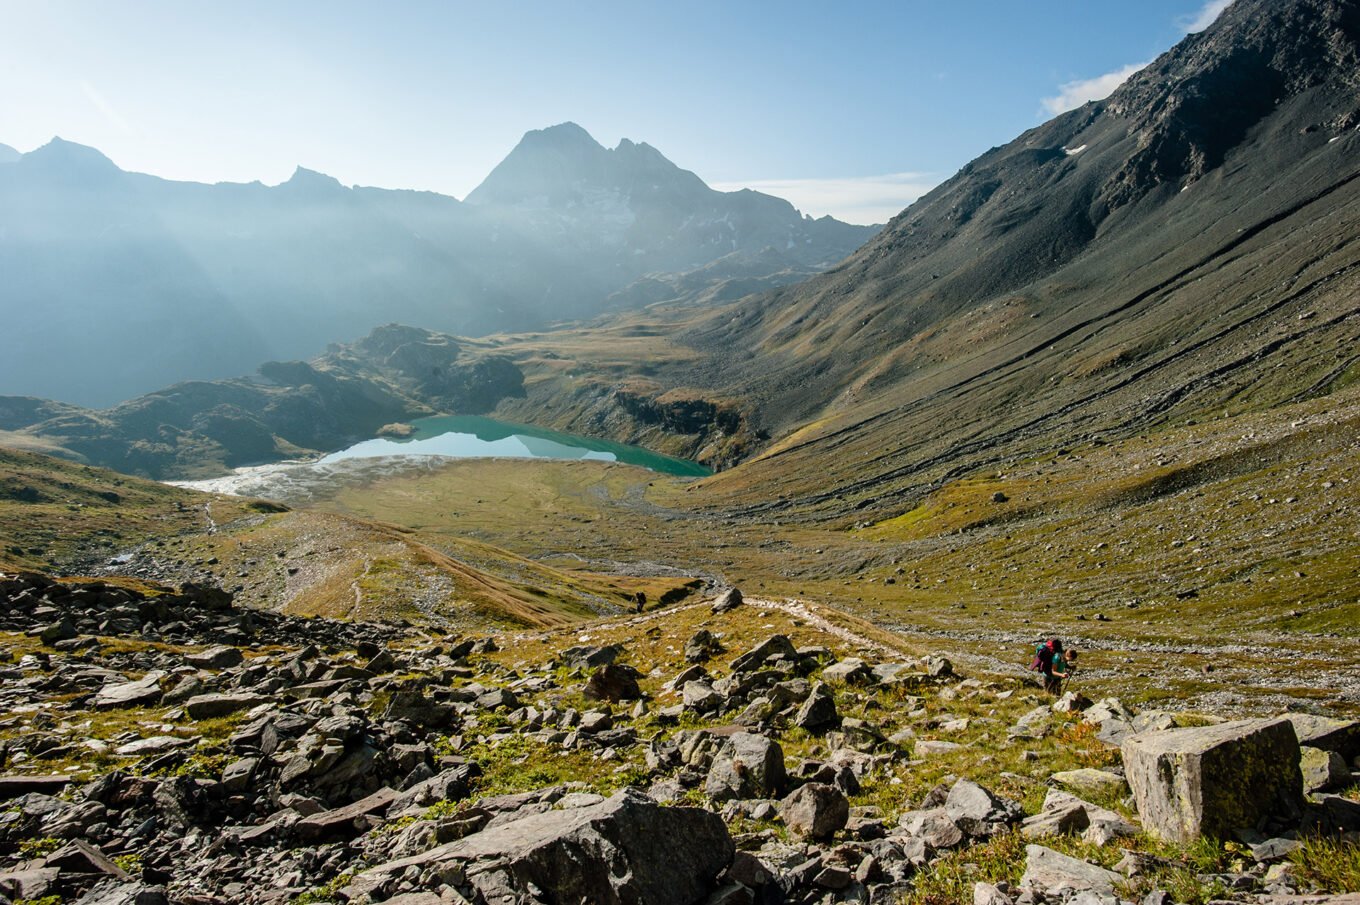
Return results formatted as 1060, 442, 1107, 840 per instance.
1029, 639, 1057, 672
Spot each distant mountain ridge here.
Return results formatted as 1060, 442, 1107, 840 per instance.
0, 125, 876, 407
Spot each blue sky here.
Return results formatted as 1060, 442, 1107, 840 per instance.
0, 1, 1232, 224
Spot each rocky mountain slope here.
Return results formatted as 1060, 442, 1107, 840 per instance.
0, 126, 875, 407
655, 0, 1360, 523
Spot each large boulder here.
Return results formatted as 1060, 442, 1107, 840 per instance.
793, 682, 838, 732
705, 732, 787, 803
779, 783, 849, 840
1122, 717, 1303, 843
346, 788, 733, 905
584, 663, 642, 702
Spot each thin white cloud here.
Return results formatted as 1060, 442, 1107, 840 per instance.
1041, 62, 1150, 116
711, 172, 939, 226
1039, 0, 1237, 117
79, 80, 135, 135
1183, 0, 1234, 33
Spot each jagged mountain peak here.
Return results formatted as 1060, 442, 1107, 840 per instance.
464, 121, 701, 207
20, 137, 121, 178
0, 142, 19, 164
520, 120, 603, 151
280, 165, 346, 192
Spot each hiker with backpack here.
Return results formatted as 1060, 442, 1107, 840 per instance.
1029, 637, 1072, 695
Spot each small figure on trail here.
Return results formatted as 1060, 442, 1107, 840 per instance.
633, 591, 646, 614
1029, 637, 1071, 695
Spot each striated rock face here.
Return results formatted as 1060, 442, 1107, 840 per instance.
1122, 717, 1304, 842
349, 788, 733, 905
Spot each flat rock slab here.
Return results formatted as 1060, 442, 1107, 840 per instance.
114, 736, 198, 757
184, 645, 244, 669
296, 787, 399, 841
184, 693, 271, 720
0, 775, 71, 799
1020, 844, 1121, 894
1050, 768, 1127, 796
349, 788, 732, 905
92, 672, 164, 710
1123, 717, 1303, 843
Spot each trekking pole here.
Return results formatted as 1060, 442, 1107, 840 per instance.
1061, 664, 1077, 695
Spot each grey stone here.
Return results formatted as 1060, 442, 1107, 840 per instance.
1050, 768, 1127, 797
975, 881, 1016, 905
383, 690, 456, 728
0, 867, 59, 901
559, 644, 621, 668
113, 735, 196, 757
923, 654, 953, 678
793, 681, 838, 732
898, 808, 964, 849
730, 635, 796, 673
684, 629, 723, 663
184, 693, 270, 720
1284, 713, 1360, 761
1022, 789, 1136, 846
711, 587, 743, 613
350, 788, 733, 905
914, 739, 962, 757
1301, 745, 1352, 792
183, 645, 243, 669
476, 687, 519, 710
1020, 844, 1121, 894
221, 757, 259, 794
295, 786, 399, 841
1122, 717, 1304, 842
822, 657, 872, 684
683, 680, 723, 713
779, 782, 849, 840
92, 672, 165, 710
705, 732, 786, 803
579, 710, 614, 733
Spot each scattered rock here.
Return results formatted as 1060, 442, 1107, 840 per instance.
184, 645, 244, 669
1020, 844, 1122, 895
706, 732, 786, 802
779, 782, 849, 840
793, 681, 838, 732
92, 673, 165, 710
711, 587, 743, 613
584, 663, 642, 702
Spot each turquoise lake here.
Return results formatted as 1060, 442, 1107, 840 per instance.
318, 415, 712, 477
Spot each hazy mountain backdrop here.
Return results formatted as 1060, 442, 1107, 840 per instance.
0, 124, 875, 407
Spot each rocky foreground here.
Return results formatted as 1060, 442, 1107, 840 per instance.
0, 574, 1357, 905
